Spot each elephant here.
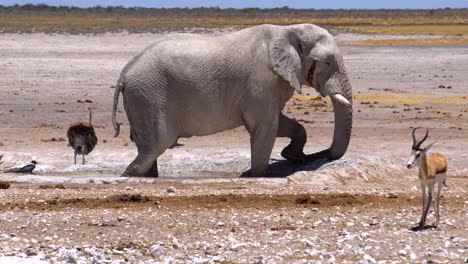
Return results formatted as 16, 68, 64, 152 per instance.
112, 23, 353, 178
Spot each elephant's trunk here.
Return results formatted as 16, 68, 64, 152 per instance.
306, 60, 353, 161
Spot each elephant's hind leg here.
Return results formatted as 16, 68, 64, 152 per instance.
277, 114, 306, 164
122, 129, 168, 178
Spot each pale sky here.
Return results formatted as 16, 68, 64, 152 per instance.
2, 0, 468, 9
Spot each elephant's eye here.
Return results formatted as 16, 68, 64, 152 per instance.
326, 61, 331, 66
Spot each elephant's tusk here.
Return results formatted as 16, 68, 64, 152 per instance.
331, 93, 351, 106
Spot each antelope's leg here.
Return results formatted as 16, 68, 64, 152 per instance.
421, 180, 434, 227
419, 181, 427, 227
435, 173, 445, 226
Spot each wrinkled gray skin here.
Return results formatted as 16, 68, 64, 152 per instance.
112, 24, 353, 177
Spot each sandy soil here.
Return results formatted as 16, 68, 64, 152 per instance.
0, 32, 467, 263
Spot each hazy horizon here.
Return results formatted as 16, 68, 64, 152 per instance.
2, 0, 467, 9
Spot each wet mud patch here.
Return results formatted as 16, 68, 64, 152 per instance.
1, 192, 463, 211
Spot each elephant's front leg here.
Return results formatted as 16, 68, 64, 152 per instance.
277, 114, 306, 164
247, 118, 279, 177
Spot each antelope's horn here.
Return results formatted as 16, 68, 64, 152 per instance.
411, 127, 419, 149
415, 128, 429, 150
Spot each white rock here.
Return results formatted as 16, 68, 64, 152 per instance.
171, 237, 181, 249
338, 229, 349, 237
65, 250, 77, 264
112, 249, 124, 255
435, 247, 449, 257
449, 252, 460, 259
149, 244, 166, 255
92, 253, 106, 263
303, 239, 315, 247
363, 253, 376, 263
0, 256, 49, 264
450, 236, 465, 243
305, 248, 321, 256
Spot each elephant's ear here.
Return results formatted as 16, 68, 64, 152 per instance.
269, 37, 303, 94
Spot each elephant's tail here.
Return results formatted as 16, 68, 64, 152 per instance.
112, 76, 125, 137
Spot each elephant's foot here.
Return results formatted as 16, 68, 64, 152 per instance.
121, 162, 159, 178
281, 144, 305, 165
241, 168, 271, 178
121, 170, 159, 178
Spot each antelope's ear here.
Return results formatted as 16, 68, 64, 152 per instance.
424, 141, 437, 152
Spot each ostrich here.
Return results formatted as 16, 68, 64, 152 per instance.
67, 108, 98, 164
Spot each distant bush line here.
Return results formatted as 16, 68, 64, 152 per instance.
1, 4, 467, 18
0, 4, 466, 34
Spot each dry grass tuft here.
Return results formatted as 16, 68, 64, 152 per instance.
0, 15, 465, 28
0, 10, 466, 35
39, 184, 66, 189
41, 137, 66, 142
292, 95, 324, 101
77, 99, 94, 103
340, 37, 468, 45
36, 123, 62, 129
338, 24, 468, 35
354, 93, 468, 105
0, 181, 11, 189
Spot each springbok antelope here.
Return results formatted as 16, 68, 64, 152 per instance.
407, 127, 447, 228
67, 108, 98, 164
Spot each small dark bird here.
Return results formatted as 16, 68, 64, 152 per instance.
3, 160, 37, 174
67, 108, 98, 164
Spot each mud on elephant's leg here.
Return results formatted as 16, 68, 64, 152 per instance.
277, 114, 306, 164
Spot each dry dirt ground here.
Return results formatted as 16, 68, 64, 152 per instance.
0, 32, 467, 263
